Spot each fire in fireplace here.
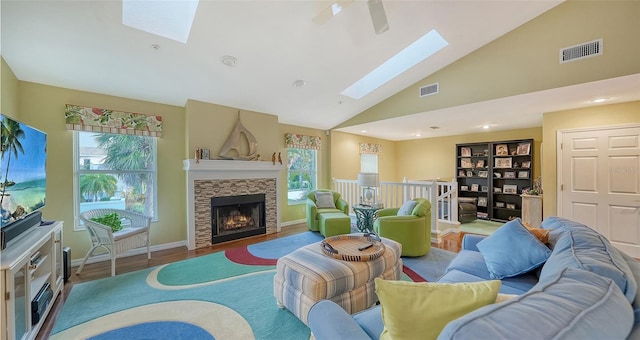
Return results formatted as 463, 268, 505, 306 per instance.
211, 193, 266, 243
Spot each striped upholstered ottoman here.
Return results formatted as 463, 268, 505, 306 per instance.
273, 236, 402, 325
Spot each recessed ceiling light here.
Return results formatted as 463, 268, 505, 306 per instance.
151, 44, 160, 50
415, 133, 421, 137
293, 80, 306, 87
592, 97, 610, 103
341, 29, 448, 99
361, 130, 367, 133
482, 124, 490, 129
430, 126, 439, 130
221, 55, 238, 67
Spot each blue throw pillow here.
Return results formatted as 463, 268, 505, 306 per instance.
397, 200, 418, 216
477, 218, 551, 279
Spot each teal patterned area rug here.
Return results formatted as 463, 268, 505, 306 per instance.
51, 232, 455, 339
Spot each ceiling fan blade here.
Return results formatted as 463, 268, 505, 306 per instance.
368, 0, 389, 34
312, 0, 355, 25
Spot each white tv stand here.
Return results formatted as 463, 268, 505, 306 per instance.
1, 221, 64, 340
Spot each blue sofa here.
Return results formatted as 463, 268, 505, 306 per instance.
308, 217, 640, 339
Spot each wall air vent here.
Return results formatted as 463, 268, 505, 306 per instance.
560, 38, 603, 64
419, 83, 439, 97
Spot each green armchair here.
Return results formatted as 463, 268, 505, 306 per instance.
306, 190, 349, 231
373, 198, 431, 256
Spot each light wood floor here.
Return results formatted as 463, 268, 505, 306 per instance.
37, 224, 458, 339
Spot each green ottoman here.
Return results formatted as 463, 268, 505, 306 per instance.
319, 213, 351, 237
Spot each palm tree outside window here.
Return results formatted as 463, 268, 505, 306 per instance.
73, 131, 157, 229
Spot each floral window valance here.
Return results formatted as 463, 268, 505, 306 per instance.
65, 104, 163, 137
285, 133, 321, 150
360, 143, 382, 154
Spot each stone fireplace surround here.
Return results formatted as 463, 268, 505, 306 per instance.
184, 159, 284, 250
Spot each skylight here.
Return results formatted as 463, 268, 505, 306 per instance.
341, 29, 448, 100
122, 0, 199, 44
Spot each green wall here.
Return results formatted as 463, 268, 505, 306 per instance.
394, 128, 543, 183
279, 124, 329, 223
330, 131, 398, 182
17, 81, 186, 260
7, 76, 331, 259
338, 0, 640, 128
1, 57, 20, 118
3, 0, 638, 259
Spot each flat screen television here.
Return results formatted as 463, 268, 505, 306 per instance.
1, 114, 47, 228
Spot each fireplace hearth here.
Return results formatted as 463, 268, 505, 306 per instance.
211, 193, 266, 244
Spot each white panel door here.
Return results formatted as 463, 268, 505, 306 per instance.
559, 125, 640, 257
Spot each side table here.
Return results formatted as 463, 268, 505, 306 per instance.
353, 205, 380, 233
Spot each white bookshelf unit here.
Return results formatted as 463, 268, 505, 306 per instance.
1, 221, 64, 340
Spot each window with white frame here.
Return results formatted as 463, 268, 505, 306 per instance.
361, 153, 378, 173
73, 131, 157, 229
287, 148, 317, 204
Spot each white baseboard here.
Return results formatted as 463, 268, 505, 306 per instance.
430, 229, 442, 244
280, 219, 306, 227
71, 240, 188, 267
72, 220, 311, 267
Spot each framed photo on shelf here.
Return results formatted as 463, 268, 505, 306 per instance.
461, 185, 469, 191
467, 170, 474, 177
495, 144, 509, 156
478, 170, 488, 178
481, 186, 488, 192
461, 158, 473, 168
521, 161, 531, 169
493, 187, 502, 193
518, 171, 529, 179
458, 170, 466, 177
504, 171, 516, 179
517, 142, 531, 155
477, 197, 487, 207
495, 202, 505, 208
476, 160, 485, 168
200, 148, 210, 160
474, 149, 489, 156
503, 184, 518, 194
471, 184, 479, 192
494, 157, 512, 168
494, 172, 502, 178
507, 203, 517, 210
461, 147, 471, 156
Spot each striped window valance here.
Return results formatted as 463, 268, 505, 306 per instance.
360, 142, 382, 154
65, 104, 163, 137
285, 133, 322, 150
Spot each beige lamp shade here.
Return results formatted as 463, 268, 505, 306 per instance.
358, 172, 380, 188
358, 172, 379, 204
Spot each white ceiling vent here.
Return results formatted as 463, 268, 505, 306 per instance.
419, 83, 439, 97
560, 38, 603, 64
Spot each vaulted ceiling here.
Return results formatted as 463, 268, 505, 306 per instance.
2, 1, 639, 140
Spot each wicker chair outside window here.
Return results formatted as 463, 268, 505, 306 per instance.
76, 208, 151, 276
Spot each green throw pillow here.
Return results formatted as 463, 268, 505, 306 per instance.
90, 213, 123, 232
375, 278, 501, 340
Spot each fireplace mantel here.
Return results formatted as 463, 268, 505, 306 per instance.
183, 159, 284, 174
184, 159, 285, 250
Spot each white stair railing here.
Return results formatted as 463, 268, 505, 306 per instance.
332, 178, 459, 234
